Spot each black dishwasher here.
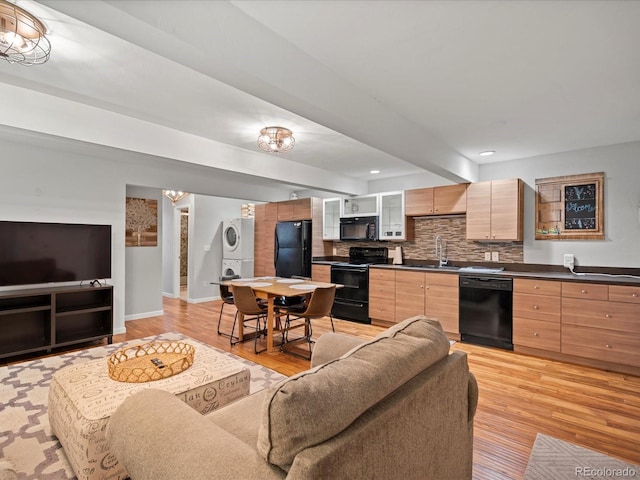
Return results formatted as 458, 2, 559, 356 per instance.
459, 276, 513, 350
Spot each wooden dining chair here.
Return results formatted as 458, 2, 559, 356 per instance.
216, 274, 241, 342
279, 285, 336, 359
230, 284, 269, 354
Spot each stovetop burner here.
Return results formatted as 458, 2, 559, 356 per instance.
345, 246, 388, 266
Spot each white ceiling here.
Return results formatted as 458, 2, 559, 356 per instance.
2, 0, 640, 195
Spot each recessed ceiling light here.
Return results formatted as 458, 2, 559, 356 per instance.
479, 151, 495, 157
370, 169, 380, 174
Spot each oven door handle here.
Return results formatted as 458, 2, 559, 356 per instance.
331, 267, 368, 274
333, 299, 366, 308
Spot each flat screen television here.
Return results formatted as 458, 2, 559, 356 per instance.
0, 221, 112, 287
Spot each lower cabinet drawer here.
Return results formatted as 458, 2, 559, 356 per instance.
562, 325, 640, 367
513, 317, 560, 352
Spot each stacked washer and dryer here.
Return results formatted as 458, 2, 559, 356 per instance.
222, 218, 255, 278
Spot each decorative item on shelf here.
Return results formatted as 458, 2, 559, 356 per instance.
241, 203, 255, 218
0, 0, 50, 65
257, 126, 295, 153
107, 341, 195, 383
162, 189, 189, 205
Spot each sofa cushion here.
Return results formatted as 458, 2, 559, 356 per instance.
257, 315, 451, 469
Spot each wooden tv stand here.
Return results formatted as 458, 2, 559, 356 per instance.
0, 284, 113, 361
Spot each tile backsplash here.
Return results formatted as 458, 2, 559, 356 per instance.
334, 216, 523, 263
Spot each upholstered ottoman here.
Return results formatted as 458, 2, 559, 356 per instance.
48, 341, 250, 480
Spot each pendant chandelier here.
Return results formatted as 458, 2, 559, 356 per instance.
257, 126, 295, 153
0, 0, 50, 65
163, 190, 189, 205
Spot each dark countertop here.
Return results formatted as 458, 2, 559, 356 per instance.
312, 257, 640, 286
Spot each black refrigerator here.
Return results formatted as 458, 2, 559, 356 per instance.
274, 220, 312, 278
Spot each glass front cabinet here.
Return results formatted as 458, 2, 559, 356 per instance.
322, 197, 342, 240
379, 191, 407, 241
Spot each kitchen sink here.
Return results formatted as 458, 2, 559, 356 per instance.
402, 264, 460, 271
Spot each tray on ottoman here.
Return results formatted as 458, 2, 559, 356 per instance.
48, 339, 250, 480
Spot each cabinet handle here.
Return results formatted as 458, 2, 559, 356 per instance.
605, 344, 612, 349
605, 314, 611, 318
533, 305, 539, 310
533, 332, 539, 337
581, 289, 587, 294
534, 285, 539, 289
633, 293, 638, 298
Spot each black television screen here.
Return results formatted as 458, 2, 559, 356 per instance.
0, 221, 112, 287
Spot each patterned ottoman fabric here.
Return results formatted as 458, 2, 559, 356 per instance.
48, 341, 250, 480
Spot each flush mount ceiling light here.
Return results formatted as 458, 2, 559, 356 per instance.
370, 170, 380, 174
257, 126, 295, 153
0, 0, 50, 65
479, 150, 495, 157
163, 190, 189, 205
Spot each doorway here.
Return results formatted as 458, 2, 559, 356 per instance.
173, 207, 189, 301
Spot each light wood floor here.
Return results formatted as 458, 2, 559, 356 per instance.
11, 296, 640, 479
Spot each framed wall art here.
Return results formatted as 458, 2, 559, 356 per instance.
535, 172, 604, 240
125, 197, 158, 246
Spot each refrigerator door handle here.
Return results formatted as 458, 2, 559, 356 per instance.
274, 232, 279, 266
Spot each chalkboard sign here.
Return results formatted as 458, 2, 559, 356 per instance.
535, 172, 604, 240
564, 183, 597, 230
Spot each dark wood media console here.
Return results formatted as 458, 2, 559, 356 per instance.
0, 284, 113, 360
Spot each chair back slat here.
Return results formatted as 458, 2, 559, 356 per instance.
300, 285, 336, 318
232, 284, 265, 315
219, 275, 240, 298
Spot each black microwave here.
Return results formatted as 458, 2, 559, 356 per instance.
339, 216, 378, 241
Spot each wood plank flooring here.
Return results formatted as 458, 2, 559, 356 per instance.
9, 296, 640, 479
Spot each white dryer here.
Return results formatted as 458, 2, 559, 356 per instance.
222, 218, 255, 260
221, 258, 254, 278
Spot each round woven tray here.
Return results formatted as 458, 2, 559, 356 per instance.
107, 341, 195, 383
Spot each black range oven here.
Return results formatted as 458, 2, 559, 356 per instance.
331, 247, 388, 324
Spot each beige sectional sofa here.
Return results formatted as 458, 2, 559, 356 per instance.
106, 316, 478, 479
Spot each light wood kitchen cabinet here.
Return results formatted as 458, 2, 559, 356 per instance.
395, 270, 425, 321
513, 279, 561, 352
405, 184, 467, 217
466, 178, 524, 241
277, 199, 312, 221
369, 269, 396, 323
424, 272, 459, 335
253, 203, 277, 277
561, 281, 640, 368
311, 264, 331, 283
255, 198, 330, 277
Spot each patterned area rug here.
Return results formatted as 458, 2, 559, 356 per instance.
523, 433, 639, 480
0, 332, 287, 479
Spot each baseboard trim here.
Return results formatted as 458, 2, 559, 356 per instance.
125, 310, 164, 321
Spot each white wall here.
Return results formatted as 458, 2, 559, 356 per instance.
370, 141, 640, 268
124, 186, 163, 320
0, 139, 127, 333
479, 141, 640, 268
1, 130, 293, 335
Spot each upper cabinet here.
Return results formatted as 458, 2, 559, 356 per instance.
379, 191, 412, 241
466, 178, 524, 241
322, 198, 342, 240
342, 194, 379, 217
277, 199, 312, 221
405, 184, 468, 216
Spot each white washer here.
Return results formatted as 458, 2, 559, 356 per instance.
221, 258, 254, 278
222, 218, 255, 260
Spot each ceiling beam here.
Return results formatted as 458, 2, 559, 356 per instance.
40, 0, 479, 183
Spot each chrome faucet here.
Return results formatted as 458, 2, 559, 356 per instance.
435, 235, 448, 267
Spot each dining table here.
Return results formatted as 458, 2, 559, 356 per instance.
226, 277, 342, 354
